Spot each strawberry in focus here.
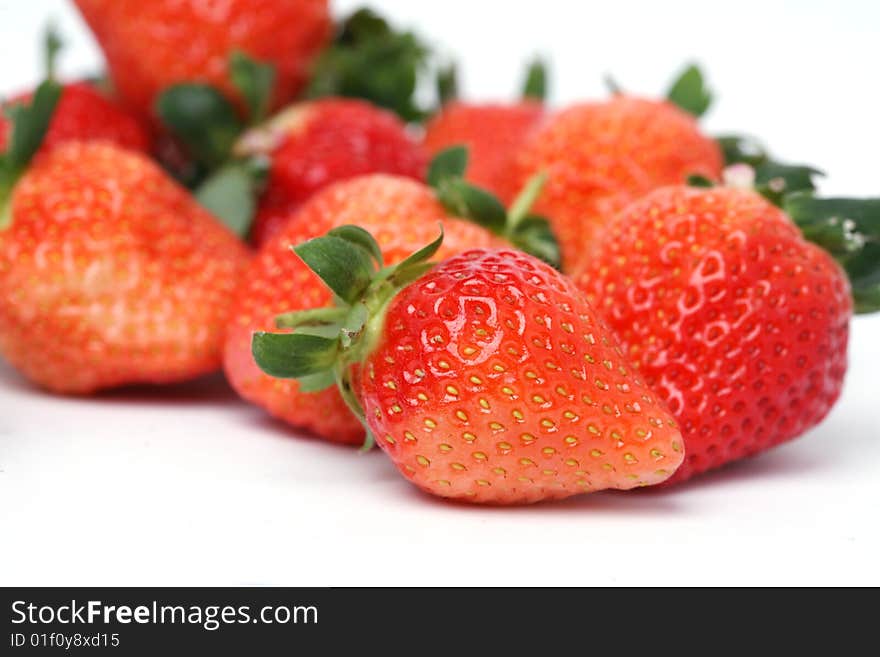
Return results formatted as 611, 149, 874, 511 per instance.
252, 229, 684, 502
224, 175, 500, 444
235, 99, 428, 246
74, 0, 331, 120
574, 185, 878, 483
0, 141, 250, 393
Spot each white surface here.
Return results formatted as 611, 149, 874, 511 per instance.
1, 0, 879, 586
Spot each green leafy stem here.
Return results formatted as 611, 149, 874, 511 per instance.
251, 224, 445, 448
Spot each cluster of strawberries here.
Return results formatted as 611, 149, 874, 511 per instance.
1, 1, 876, 504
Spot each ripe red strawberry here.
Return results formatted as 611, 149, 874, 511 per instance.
74, 0, 331, 119
574, 185, 875, 483
224, 175, 501, 444
252, 229, 684, 502
235, 99, 428, 246
0, 141, 250, 393
0, 82, 150, 155
512, 96, 722, 272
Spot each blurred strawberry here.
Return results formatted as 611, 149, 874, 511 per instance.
74, 0, 331, 120
423, 60, 547, 200
234, 99, 428, 247
0, 84, 250, 393
512, 66, 723, 272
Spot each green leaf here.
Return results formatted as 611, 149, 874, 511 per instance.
717, 134, 767, 167
510, 216, 561, 270
296, 370, 338, 393
275, 306, 348, 330
754, 161, 823, 205
437, 179, 507, 232
687, 174, 715, 188
306, 7, 430, 122
44, 22, 63, 80
295, 323, 345, 339
717, 133, 822, 206
327, 225, 384, 269
436, 62, 458, 106
155, 84, 243, 168
194, 162, 260, 236
3, 79, 62, 170
229, 50, 276, 124
294, 234, 378, 304
393, 225, 444, 273
784, 193, 880, 314
252, 332, 339, 379
522, 58, 547, 101
507, 172, 547, 232
427, 146, 468, 188
844, 241, 880, 313
667, 64, 712, 118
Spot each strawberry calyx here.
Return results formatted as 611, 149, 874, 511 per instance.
306, 8, 431, 123
251, 224, 445, 447
717, 134, 824, 205
435, 62, 458, 107
156, 51, 276, 235
666, 63, 713, 118
427, 146, 560, 268
522, 58, 548, 101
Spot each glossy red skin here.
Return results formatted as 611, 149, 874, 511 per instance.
0, 141, 251, 394
224, 175, 500, 444
512, 96, 723, 272
359, 249, 685, 503
74, 0, 331, 119
575, 186, 852, 483
422, 101, 545, 201
250, 99, 428, 247
0, 82, 151, 154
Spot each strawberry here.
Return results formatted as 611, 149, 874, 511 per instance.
0, 91, 250, 393
575, 184, 880, 483
512, 68, 723, 272
234, 99, 428, 246
252, 227, 684, 503
223, 174, 503, 444
0, 82, 150, 156
422, 61, 547, 200
74, 0, 331, 120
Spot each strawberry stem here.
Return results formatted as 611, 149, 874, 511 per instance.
44, 22, 63, 80
427, 147, 561, 268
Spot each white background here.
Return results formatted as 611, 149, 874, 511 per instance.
0, 0, 878, 586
